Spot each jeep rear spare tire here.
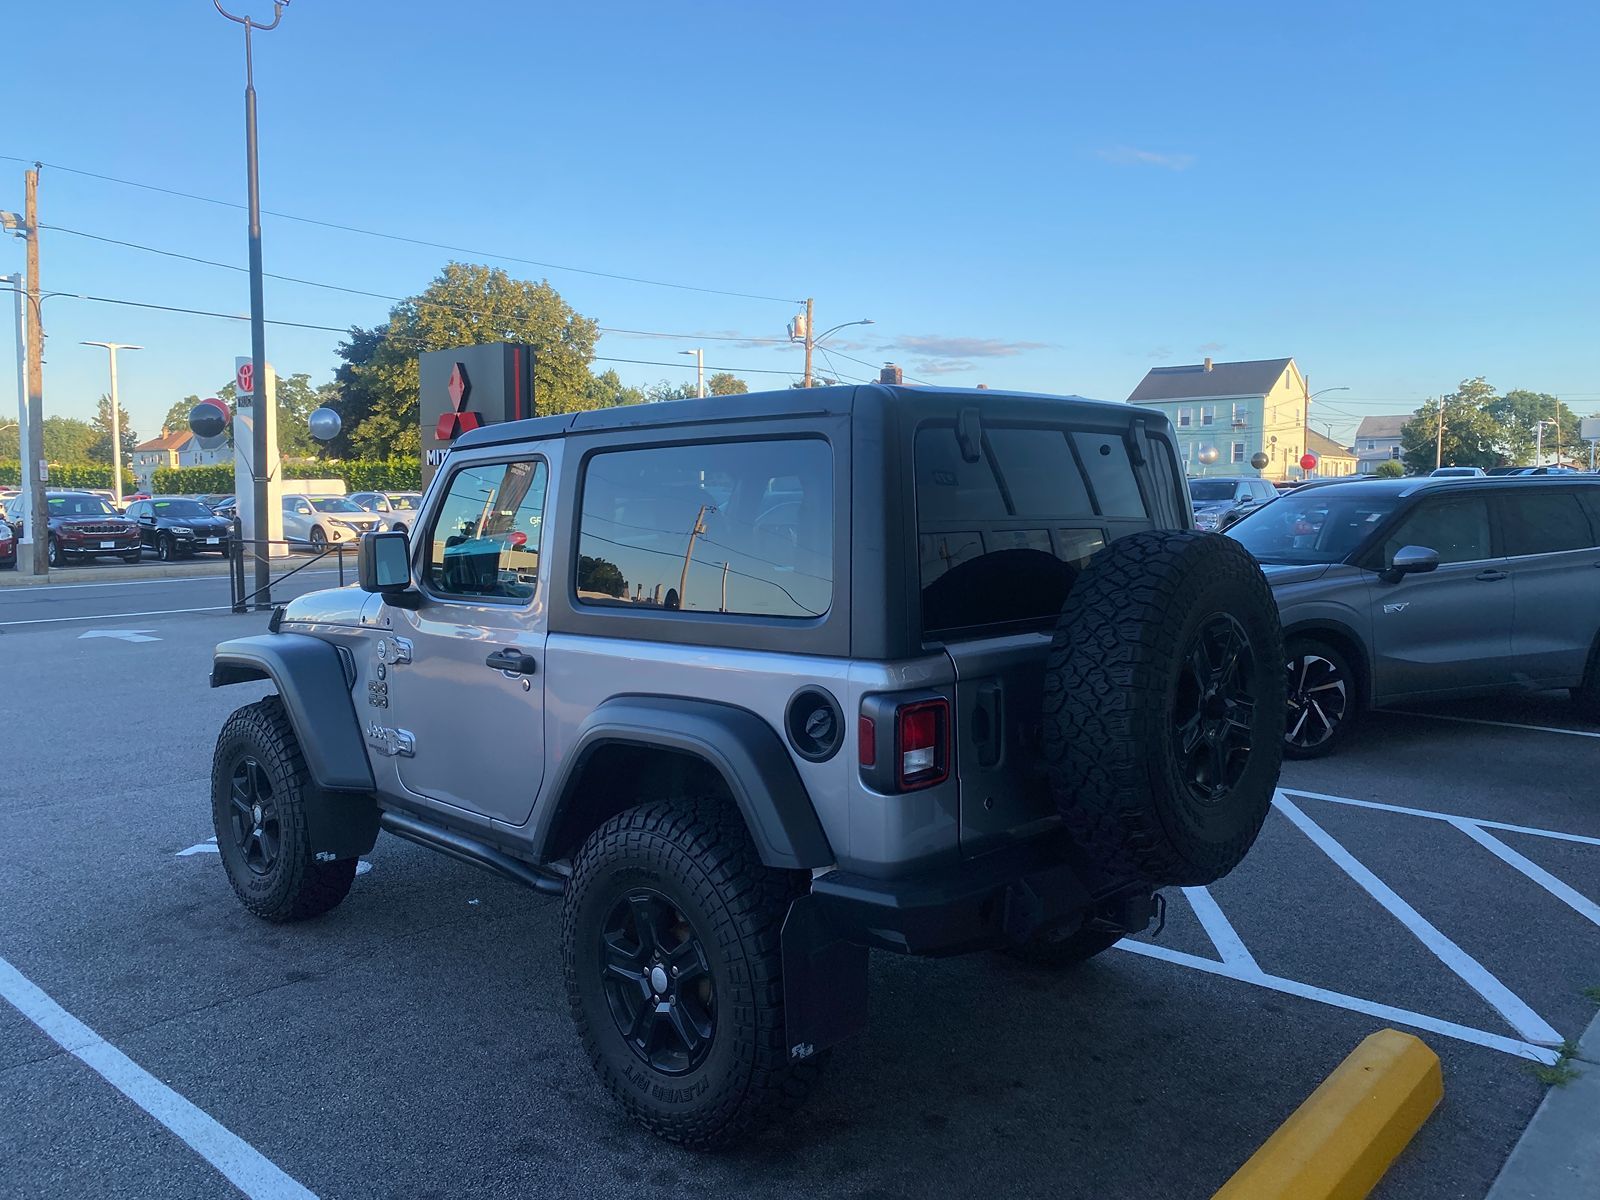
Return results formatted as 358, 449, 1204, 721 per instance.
1043, 530, 1285, 887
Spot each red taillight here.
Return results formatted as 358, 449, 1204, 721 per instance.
896, 698, 949, 790
858, 716, 876, 768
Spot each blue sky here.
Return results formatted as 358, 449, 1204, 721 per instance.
2, 1, 1597, 447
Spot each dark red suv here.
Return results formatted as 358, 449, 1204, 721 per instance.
36, 491, 142, 565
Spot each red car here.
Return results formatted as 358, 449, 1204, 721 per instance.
0, 516, 15, 568
36, 491, 142, 565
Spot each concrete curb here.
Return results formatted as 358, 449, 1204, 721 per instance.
1484, 1007, 1600, 1200
1, 559, 237, 588
1212, 1029, 1442, 1200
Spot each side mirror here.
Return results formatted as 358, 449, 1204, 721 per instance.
359, 530, 413, 594
1382, 544, 1439, 582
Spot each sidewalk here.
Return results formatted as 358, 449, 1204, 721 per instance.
1484, 1008, 1600, 1199
0, 558, 237, 588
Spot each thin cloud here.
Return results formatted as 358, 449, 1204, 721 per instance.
913, 358, 978, 376
1096, 145, 1196, 171
1196, 341, 1225, 354
892, 335, 1050, 359
1147, 346, 1174, 361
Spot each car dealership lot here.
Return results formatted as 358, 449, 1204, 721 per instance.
1, 594, 1596, 1199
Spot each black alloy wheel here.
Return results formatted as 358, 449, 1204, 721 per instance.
158, 533, 176, 562
1285, 648, 1350, 756
310, 527, 328, 551
600, 888, 715, 1076
227, 756, 282, 877
1172, 612, 1258, 804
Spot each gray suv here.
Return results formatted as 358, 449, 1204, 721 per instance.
1227, 476, 1600, 757
206, 385, 1285, 1147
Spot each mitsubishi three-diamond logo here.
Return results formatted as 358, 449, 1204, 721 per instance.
434, 362, 483, 441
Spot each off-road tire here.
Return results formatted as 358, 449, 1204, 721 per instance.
1000, 925, 1123, 968
1043, 530, 1285, 887
562, 800, 822, 1150
211, 696, 359, 922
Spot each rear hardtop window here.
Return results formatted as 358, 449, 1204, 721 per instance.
914, 420, 1144, 641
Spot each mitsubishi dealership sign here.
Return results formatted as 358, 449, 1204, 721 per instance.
419, 343, 536, 485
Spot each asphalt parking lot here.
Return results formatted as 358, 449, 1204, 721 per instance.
1, 587, 1597, 1199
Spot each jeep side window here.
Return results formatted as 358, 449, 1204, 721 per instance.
575, 437, 832, 618
424, 459, 548, 602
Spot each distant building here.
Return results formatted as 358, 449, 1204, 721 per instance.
1353, 415, 1411, 474
1306, 428, 1357, 477
1127, 357, 1325, 480
130, 429, 231, 490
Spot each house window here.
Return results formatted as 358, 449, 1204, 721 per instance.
1200, 405, 1216, 426
1178, 408, 1192, 428
1390, 446, 1401, 459
1231, 403, 1247, 426
1231, 442, 1246, 464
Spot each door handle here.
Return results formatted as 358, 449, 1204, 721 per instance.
1475, 569, 1508, 582
484, 648, 538, 675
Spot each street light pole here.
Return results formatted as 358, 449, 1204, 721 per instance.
81, 342, 141, 503
1535, 419, 1555, 467
215, 0, 287, 609
3, 272, 27, 557
679, 348, 704, 398
797, 310, 875, 387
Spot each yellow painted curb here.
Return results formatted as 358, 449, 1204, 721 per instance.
1213, 1029, 1442, 1200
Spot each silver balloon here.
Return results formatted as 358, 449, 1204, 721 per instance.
308, 406, 342, 442
1197, 444, 1220, 465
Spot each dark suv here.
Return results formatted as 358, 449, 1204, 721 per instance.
1189, 476, 1278, 531
206, 385, 1285, 1147
124, 496, 234, 560
34, 491, 142, 565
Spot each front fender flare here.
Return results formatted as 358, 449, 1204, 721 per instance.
211, 633, 375, 793
538, 696, 834, 870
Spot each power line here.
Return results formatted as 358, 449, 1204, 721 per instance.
3, 153, 802, 305
42, 223, 799, 348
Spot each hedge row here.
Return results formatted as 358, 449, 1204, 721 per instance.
149, 459, 423, 495
0, 461, 124, 489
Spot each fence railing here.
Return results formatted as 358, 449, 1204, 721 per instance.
228, 517, 351, 613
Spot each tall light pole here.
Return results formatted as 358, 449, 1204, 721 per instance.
1535, 419, 1555, 466
2, 271, 27, 558
1302, 383, 1349, 478
214, 0, 287, 608
679, 348, 704, 398
795, 306, 874, 387
81, 342, 141, 502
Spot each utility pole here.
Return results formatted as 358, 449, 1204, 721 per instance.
802, 297, 814, 388
215, 0, 287, 610
720, 561, 729, 613
675, 503, 712, 610
23, 168, 46, 577
81, 342, 141, 503
2, 270, 29, 571
1435, 396, 1444, 470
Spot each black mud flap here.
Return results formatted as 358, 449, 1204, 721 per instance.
781, 893, 868, 1063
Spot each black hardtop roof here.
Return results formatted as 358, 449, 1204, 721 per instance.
1295, 474, 1600, 499
451, 383, 1152, 452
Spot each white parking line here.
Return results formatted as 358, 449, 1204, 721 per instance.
1115, 941, 1561, 1065
0, 605, 233, 627
1181, 887, 1261, 973
1451, 820, 1600, 929
1395, 710, 1600, 739
0, 954, 317, 1199
0, 569, 339, 594
1282, 787, 1600, 848
1273, 793, 1564, 1047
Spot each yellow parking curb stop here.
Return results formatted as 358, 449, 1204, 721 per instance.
1213, 1028, 1443, 1200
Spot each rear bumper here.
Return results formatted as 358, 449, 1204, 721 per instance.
811, 833, 1155, 957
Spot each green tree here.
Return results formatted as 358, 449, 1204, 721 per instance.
159, 395, 205, 440
585, 369, 645, 408
706, 372, 748, 396
89, 395, 138, 469
1485, 389, 1587, 466
1373, 458, 1406, 478
324, 325, 388, 459
42, 415, 97, 462
0, 423, 16, 459
1400, 378, 1504, 474
345, 263, 601, 459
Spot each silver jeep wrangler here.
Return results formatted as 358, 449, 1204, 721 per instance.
208, 383, 1284, 1148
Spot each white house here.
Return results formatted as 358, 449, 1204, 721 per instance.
130, 429, 232, 491
1353, 415, 1410, 474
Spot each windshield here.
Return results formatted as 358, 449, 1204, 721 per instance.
389, 494, 419, 510
310, 497, 365, 513
48, 495, 119, 517
1188, 481, 1238, 502
1227, 491, 1400, 564
152, 499, 212, 519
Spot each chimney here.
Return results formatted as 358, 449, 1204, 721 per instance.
879, 363, 903, 386
1203, 357, 1213, 372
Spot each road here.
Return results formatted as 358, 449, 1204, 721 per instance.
1, 576, 1597, 1199
0, 566, 346, 630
